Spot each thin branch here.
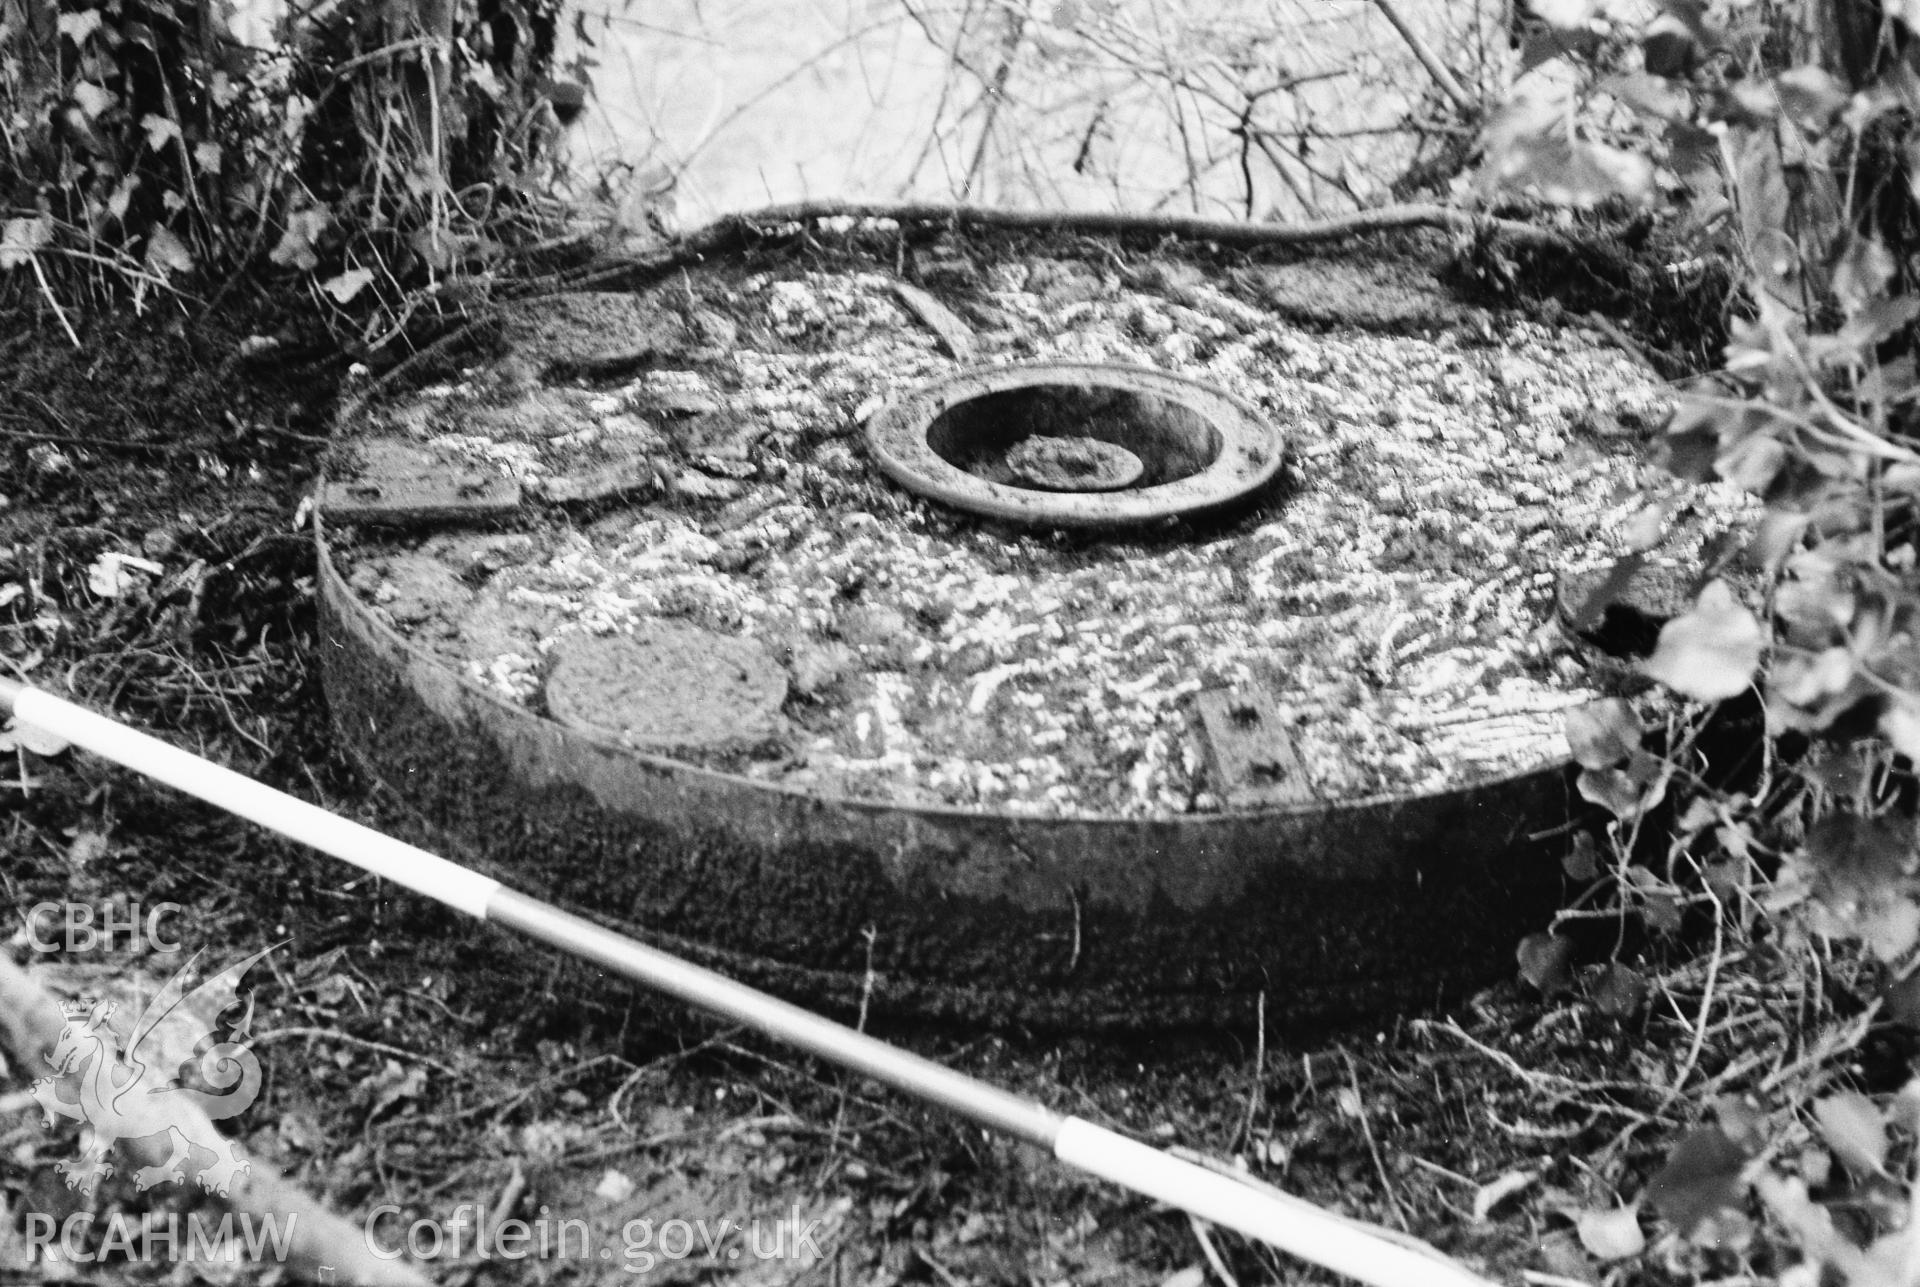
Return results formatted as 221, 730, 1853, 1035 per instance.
1370, 0, 1477, 117
694, 196, 1582, 253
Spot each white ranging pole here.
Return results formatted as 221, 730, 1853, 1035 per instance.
1, 678, 1502, 1287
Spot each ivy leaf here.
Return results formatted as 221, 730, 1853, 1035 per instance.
1528, 0, 1598, 30
0, 216, 53, 270
1802, 814, 1911, 901
1516, 933, 1576, 997
1661, 390, 1755, 479
1641, 889, 1683, 936
1563, 832, 1600, 882
1730, 130, 1792, 286
227, 0, 287, 47
544, 79, 588, 117
1577, 1206, 1646, 1261
70, 81, 114, 119
1570, 142, 1658, 206
58, 9, 101, 43
1882, 971, 1920, 1028
140, 113, 181, 152
270, 207, 330, 270
1602, 73, 1690, 120
1643, 14, 1696, 77
87, 551, 163, 598
1776, 66, 1849, 131
1769, 645, 1855, 712
1592, 963, 1647, 1016
193, 141, 223, 174
1832, 235, 1896, 316
1715, 1096, 1767, 1152
1577, 768, 1634, 818
1661, 426, 1719, 482
1519, 24, 1601, 74
1666, 122, 1721, 192
1647, 1127, 1749, 1234
1716, 433, 1787, 494
410, 226, 459, 271
1774, 557, 1853, 647
1862, 900, 1920, 963
1644, 3, 1712, 76
144, 227, 194, 279
320, 268, 375, 303
1725, 80, 1784, 125
1745, 510, 1810, 572
106, 173, 141, 221
1813, 1092, 1887, 1176
0, 718, 71, 757
1882, 697, 1920, 761
1565, 698, 1643, 769
1676, 795, 1718, 832
1837, 295, 1920, 353
1644, 580, 1764, 701
1578, 757, 1668, 821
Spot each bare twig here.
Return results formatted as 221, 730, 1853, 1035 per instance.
1237, 990, 1266, 1148
1415, 1019, 1661, 1102
1166, 1144, 1479, 1265
29, 253, 81, 348
1369, 0, 1477, 117
253, 1024, 465, 1080
1187, 1212, 1242, 1287
960, 5, 1029, 200
657, 196, 1581, 264
1343, 1053, 1410, 1232
1656, 885, 1726, 1114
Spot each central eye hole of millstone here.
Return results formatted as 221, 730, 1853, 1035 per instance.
930, 383, 1211, 493
864, 363, 1283, 529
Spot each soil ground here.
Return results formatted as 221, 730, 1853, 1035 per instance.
0, 273, 1753, 1287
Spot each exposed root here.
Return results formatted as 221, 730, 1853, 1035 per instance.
342, 197, 1594, 424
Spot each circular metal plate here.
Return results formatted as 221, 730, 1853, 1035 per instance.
544, 622, 787, 749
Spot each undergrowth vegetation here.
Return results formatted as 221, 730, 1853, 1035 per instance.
0, 0, 584, 337
1486, 1, 1920, 1279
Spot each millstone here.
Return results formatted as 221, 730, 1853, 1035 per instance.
312, 226, 1757, 1029
544, 622, 787, 749
500, 292, 724, 375
1003, 435, 1145, 492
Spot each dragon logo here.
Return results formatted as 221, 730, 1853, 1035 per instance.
30, 945, 277, 1197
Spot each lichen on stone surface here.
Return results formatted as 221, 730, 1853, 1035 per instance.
335, 242, 1749, 818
